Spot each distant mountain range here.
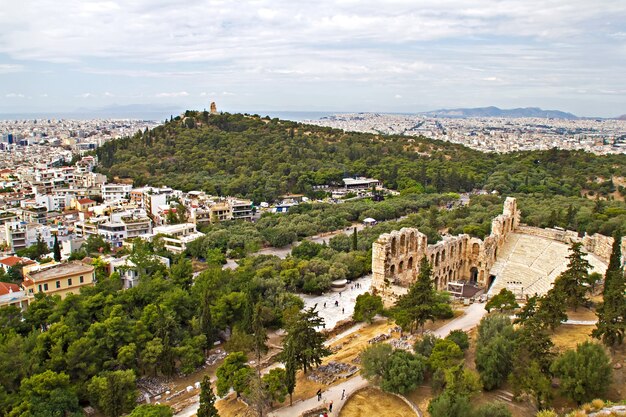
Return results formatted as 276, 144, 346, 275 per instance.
420, 106, 579, 119
617, 114, 626, 121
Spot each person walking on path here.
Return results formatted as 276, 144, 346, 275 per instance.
329, 401, 333, 412
341, 389, 345, 400
317, 389, 322, 401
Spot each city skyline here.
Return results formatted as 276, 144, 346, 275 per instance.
1, 0, 625, 117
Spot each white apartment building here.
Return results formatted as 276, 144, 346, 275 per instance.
2, 221, 53, 252
34, 192, 72, 212
147, 223, 204, 254
75, 209, 152, 248
101, 183, 133, 202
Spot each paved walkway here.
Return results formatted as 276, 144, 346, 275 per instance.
299, 275, 372, 330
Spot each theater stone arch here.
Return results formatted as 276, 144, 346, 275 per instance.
371, 197, 520, 306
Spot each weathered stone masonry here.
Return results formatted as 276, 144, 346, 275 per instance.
371, 197, 520, 306
371, 196, 624, 307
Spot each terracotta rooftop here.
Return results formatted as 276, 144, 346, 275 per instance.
77, 198, 96, 205
0, 282, 20, 296
0, 256, 35, 268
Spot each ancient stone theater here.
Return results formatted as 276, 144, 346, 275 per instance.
371, 197, 622, 307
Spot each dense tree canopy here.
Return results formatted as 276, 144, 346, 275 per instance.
96, 112, 626, 206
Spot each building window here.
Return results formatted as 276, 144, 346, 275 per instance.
67, 278, 72, 286
43, 283, 48, 291
79, 276, 84, 283
38, 284, 42, 292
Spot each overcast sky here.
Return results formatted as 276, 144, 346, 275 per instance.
1, 0, 625, 117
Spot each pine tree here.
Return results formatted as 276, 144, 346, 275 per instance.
536, 287, 567, 331
280, 306, 330, 374
352, 227, 358, 251
197, 375, 219, 417
554, 242, 591, 311
395, 257, 437, 333
53, 234, 61, 262
593, 232, 625, 348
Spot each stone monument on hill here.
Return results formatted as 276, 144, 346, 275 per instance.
210, 102, 217, 114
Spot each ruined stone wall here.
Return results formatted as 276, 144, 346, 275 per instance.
371, 197, 521, 306
582, 233, 626, 266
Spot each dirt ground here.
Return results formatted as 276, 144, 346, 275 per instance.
215, 319, 400, 417
339, 387, 417, 417
175, 306, 625, 417
566, 307, 598, 322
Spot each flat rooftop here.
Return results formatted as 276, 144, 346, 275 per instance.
28, 262, 94, 282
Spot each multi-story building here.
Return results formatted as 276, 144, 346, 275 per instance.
75, 210, 151, 248
34, 192, 72, 212
189, 206, 212, 228
20, 205, 48, 224
229, 198, 254, 221
101, 183, 133, 202
148, 223, 204, 254
209, 202, 231, 222
3, 221, 27, 251
22, 262, 95, 299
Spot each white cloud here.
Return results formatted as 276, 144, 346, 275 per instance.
1, 0, 624, 64
0, 0, 624, 116
104, 91, 115, 97
5, 93, 25, 98
0, 64, 23, 74
155, 91, 189, 97
77, 93, 95, 98
394, 94, 402, 99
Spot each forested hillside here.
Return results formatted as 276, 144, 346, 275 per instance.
96, 111, 626, 202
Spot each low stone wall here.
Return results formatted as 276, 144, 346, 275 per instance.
335, 386, 421, 417
517, 225, 626, 265
516, 225, 579, 244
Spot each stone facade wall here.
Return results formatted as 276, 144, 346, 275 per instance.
371, 197, 520, 306
582, 233, 626, 265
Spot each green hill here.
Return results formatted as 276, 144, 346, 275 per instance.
96, 111, 626, 203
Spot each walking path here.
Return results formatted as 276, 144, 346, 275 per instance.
300, 275, 372, 330
176, 303, 487, 417
266, 302, 488, 417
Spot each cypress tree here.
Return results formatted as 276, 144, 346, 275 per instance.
53, 234, 61, 262
352, 227, 358, 251
593, 232, 625, 348
197, 375, 219, 417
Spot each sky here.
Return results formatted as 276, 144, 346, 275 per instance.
0, 0, 625, 117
